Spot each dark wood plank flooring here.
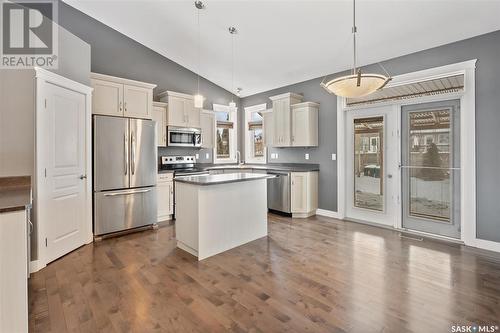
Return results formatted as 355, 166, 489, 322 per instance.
29, 214, 500, 332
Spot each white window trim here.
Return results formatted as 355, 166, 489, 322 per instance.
213, 103, 238, 164
334, 59, 499, 252
244, 103, 267, 164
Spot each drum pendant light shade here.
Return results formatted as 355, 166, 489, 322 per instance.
321, 73, 390, 98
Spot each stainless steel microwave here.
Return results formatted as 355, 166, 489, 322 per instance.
167, 126, 202, 147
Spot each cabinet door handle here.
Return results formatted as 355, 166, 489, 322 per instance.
124, 102, 127, 112
119, 101, 123, 112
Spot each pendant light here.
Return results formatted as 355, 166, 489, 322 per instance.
194, 1, 204, 108
321, 0, 391, 98
228, 26, 237, 111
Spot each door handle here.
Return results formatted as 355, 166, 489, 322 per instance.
124, 133, 128, 175
131, 132, 136, 175
79, 175, 87, 180
104, 189, 151, 196
387, 174, 393, 179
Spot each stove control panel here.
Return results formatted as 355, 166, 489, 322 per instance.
161, 155, 196, 165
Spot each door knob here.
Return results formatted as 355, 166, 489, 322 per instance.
79, 175, 87, 180
387, 174, 393, 179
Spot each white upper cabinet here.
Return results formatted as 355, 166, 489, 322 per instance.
91, 79, 123, 117
263, 110, 274, 147
291, 102, 319, 147
158, 91, 201, 128
270, 93, 303, 147
200, 111, 215, 148
91, 73, 156, 120
269, 93, 319, 148
152, 102, 168, 147
124, 85, 153, 119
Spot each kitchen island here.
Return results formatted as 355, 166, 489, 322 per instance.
174, 173, 273, 260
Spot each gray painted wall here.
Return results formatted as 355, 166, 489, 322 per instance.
242, 30, 500, 243
58, 1, 241, 162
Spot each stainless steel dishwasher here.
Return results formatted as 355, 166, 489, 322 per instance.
267, 171, 291, 213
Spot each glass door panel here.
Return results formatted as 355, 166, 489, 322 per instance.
401, 100, 460, 238
354, 117, 384, 211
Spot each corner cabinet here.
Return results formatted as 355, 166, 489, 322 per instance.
270, 93, 303, 147
152, 102, 168, 147
91, 73, 156, 120
157, 173, 174, 222
291, 171, 318, 218
200, 111, 215, 148
157, 91, 200, 128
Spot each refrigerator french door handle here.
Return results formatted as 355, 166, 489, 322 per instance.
103, 188, 151, 196
131, 131, 136, 175
124, 133, 128, 175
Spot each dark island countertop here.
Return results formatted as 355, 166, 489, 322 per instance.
201, 163, 320, 172
175, 173, 275, 186
0, 176, 32, 213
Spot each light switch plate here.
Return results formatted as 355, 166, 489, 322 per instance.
195, 153, 200, 159
332, 153, 337, 161
275, 153, 279, 159
205, 153, 210, 159
305, 153, 310, 160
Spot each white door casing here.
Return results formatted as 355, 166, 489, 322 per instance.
35, 68, 93, 268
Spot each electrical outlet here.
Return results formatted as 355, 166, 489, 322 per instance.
195, 153, 200, 159
305, 153, 310, 160
331, 153, 337, 161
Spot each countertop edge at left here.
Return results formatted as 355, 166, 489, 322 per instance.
0, 176, 32, 213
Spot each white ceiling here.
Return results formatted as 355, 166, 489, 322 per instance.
63, 0, 500, 97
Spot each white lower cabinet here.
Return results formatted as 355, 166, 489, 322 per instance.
157, 173, 174, 222
0, 210, 28, 333
291, 171, 318, 218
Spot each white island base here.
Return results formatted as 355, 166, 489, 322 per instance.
175, 174, 269, 260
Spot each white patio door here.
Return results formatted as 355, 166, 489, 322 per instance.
39, 81, 88, 263
345, 106, 399, 227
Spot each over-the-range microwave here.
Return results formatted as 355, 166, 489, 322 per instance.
167, 126, 202, 147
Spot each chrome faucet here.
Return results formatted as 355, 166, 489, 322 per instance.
236, 150, 243, 166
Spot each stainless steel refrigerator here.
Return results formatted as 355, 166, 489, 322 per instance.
93, 115, 157, 236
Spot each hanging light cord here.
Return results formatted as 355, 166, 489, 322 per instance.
197, 5, 201, 95
231, 30, 235, 102
352, 0, 357, 75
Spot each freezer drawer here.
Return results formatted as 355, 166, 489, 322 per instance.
267, 171, 291, 213
94, 187, 157, 235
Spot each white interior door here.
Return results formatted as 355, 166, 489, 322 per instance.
345, 106, 399, 227
40, 82, 88, 263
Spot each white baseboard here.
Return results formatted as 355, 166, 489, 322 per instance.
29, 260, 45, 274
315, 209, 343, 219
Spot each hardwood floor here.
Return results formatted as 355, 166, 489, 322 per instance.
29, 214, 500, 332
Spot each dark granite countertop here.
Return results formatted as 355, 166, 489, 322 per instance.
200, 163, 320, 172
175, 173, 275, 186
0, 176, 32, 213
